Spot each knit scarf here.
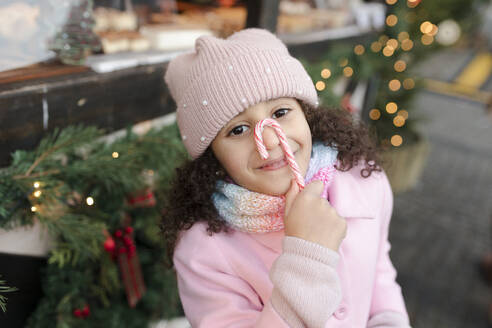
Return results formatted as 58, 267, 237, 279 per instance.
211, 142, 339, 233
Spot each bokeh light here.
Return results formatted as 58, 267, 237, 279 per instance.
386, 15, 398, 27
420, 21, 433, 34
354, 45, 365, 55
391, 135, 403, 146
398, 109, 409, 119
403, 78, 415, 89
394, 60, 407, 72
421, 34, 434, 45
371, 41, 382, 52
393, 115, 406, 127
401, 39, 414, 51
343, 67, 354, 77
398, 32, 409, 41
386, 102, 398, 114
321, 68, 331, 79
383, 46, 395, 57
369, 109, 381, 120
389, 79, 402, 91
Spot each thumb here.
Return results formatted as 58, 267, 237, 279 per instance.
284, 179, 299, 217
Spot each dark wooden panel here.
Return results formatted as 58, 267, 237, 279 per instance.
0, 63, 176, 167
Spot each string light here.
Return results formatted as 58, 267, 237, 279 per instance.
428, 24, 439, 36
393, 115, 406, 127
315, 81, 326, 91
354, 45, 365, 55
371, 41, 382, 52
403, 78, 415, 89
398, 109, 409, 119
420, 21, 433, 34
383, 46, 395, 57
389, 79, 401, 91
391, 135, 403, 146
386, 39, 399, 50
421, 34, 434, 45
386, 102, 398, 114
401, 39, 414, 51
31, 206, 37, 212
86, 197, 94, 206
379, 35, 389, 44
398, 32, 409, 41
33, 181, 40, 189
321, 68, 331, 79
112, 152, 119, 159
369, 109, 381, 120
386, 15, 398, 27
343, 67, 354, 77
394, 60, 407, 72
386, 0, 397, 4
33, 190, 42, 198
407, 0, 419, 8
339, 58, 348, 67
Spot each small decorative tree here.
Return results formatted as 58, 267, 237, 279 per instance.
49, 0, 101, 65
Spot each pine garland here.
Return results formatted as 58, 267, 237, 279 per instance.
0, 275, 18, 313
0, 123, 188, 327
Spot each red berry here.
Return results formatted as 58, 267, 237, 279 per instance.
73, 309, 83, 318
123, 236, 133, 246
114, 230, 123, 238
125, 226, 133, 234
82, 305, 90, 317
103, 238, 115, 252
118, 247, 127, 254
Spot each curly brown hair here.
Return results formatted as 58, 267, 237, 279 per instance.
160, 100, 383, 266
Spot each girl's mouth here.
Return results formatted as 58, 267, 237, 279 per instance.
260, 157, 288, 170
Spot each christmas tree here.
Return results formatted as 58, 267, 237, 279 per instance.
303, 0, 487, 149
49, 0, 101, 65
0, 124, 186, 327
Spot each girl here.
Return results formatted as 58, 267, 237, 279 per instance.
161, 28, 411, 327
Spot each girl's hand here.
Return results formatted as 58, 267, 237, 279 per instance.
283, 179, 347, 252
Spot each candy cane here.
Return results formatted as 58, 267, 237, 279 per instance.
254, 118, 305, 190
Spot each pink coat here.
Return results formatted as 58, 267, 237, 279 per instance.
173, 166, 410, 327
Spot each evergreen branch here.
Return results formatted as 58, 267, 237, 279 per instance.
12, 169, 61, 180
23, 126, 103, 177
0, 275, 18, 313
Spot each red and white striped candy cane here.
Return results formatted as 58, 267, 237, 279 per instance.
254, 118, 305, 190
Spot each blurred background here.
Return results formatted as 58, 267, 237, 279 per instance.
0, 0, 491, 327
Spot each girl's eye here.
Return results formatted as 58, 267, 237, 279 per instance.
229, 125, 249, 136
273, 108, 290, 119
227, 108, 290, 136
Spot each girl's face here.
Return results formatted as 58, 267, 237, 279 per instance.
211, 97, 312, 196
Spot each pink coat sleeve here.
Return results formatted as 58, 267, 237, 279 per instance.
173, 230, 290, 328
368, 171, 411, 326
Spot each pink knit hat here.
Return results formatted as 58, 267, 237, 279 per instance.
164, 28, 318, 159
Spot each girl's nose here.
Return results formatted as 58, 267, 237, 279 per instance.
262, 126, 280, 150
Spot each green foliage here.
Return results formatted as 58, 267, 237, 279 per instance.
0, 275, 18, 313
302, 0, 484, 148
0, 123, 188, 327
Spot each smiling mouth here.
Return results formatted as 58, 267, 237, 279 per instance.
260, 157, 288, 170
258, 151, 297, 171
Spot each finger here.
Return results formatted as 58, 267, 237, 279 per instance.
284, 179, 299, 217
303, 179, 324, 196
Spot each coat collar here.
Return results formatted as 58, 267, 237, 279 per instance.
249, 168, 378, 253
